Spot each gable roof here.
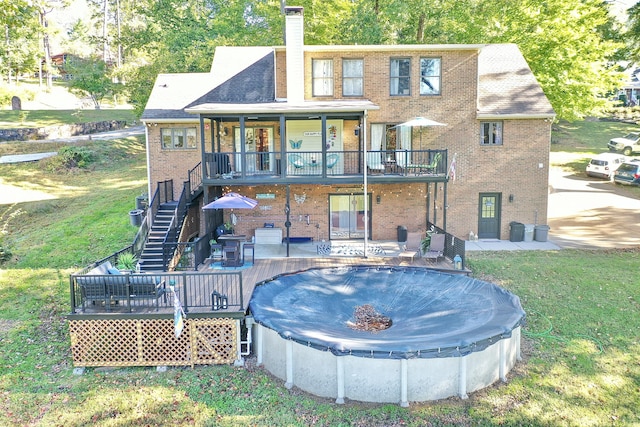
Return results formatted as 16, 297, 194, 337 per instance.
142, 47, 276, 122
142, 43, 554, 121
477, 44, 555, 119
187, 48, 275, 107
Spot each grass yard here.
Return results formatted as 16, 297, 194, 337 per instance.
0, 109, 136, 129
551, 119, 640, 175
0, 120, 639, 426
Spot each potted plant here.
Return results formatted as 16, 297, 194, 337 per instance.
420, 233, 432, 254
117, 252, 137, 272
224, 221, 234, 235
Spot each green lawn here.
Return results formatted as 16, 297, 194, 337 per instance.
551, 119, 640, 176
0, 120, 639, 426
0, 109, 136, 129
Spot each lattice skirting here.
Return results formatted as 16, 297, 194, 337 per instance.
68, 317, 238, 367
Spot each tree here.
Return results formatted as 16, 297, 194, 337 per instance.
340, 0, 624, 121
65, 56, 114, 108
0, 0, 40, 83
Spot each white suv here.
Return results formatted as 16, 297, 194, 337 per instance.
585, 153, 628, 179
608, 132, 640, 156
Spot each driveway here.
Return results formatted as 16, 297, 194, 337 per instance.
547, 166, 640, 248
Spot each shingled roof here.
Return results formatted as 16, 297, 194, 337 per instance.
142, 47, 276, 122
477, 44, 555, 119
142, 43, 554, 121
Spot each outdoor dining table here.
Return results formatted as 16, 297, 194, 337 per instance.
217, 235, 247, 246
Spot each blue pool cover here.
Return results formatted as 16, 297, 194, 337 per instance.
248, 266, 526, 359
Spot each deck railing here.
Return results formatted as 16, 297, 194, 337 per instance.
203, 149, 448, 179
428, 222, 467, 270
69, 269, 244, 315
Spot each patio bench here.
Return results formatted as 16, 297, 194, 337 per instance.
75, 262, 166, 312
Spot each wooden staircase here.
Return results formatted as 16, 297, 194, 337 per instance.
138, 202, 178, 272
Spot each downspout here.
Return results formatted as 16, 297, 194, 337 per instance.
240, 117, 246, 179
443, 180, 447, 231
199, 116, 207, 203
286, 185, 291, 257
144, 123, 153, 229
363, 110, 369, 258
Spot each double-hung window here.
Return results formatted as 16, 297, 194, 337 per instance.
161, 128, 197, 149
390, 58, 411, 96
480, 122, 503, 145
420, 58, 441, 95
312, 59, 334, 96
342, 59, 363, 96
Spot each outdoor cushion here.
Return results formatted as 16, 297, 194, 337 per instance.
129, 275, 161, 285
107, 267, 122, 275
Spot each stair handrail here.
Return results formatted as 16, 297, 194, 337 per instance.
187, 162, 203, 200
161, 185, 188, 271
131, 213, 150, 258
147, 179, 174, 228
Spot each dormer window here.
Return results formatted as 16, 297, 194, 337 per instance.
312, 59, 334, 97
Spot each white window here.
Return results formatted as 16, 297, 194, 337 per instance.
161, 128, 197, 149
480, 122, 503, 145
390, 58, 411, 96
420, 58, 441, 95
312, 59, 334, 96
343, 59, 363, 96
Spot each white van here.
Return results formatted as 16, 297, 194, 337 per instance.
586, 153, 628, 179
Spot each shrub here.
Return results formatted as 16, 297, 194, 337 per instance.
42, 146, 94, 171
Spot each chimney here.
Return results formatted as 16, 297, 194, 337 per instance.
285, 6, 304, 104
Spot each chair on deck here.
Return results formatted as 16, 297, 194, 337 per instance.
210, 239, 223, 261
326, 154, 340, 173
398, 231, 424, 262
288, 154, 305, 170
222, 241, 243, 267
424, 152, 442, 174
366, 152, 385, 173
423, 233, 445, 261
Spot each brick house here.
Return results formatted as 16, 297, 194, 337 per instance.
141, 6, 554, 246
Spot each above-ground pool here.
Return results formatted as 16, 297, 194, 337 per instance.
248, 266, 525, 406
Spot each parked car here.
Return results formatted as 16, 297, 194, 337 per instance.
608, 132, 640, 156
585, 153, 628, 179
613, 160, 640, 186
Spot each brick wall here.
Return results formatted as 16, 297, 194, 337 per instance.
212, 183, 440, 242
146, 124, 202, 200
148, 46, 551, 241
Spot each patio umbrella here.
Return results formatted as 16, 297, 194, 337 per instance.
394, 117, 447, 128
202, 192, 258, 210
392, 117, 447, 155
203, 192, 258, 229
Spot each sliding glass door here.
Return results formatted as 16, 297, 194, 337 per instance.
329, 194, 371, 240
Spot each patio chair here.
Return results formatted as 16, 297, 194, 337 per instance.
424, 152, 442, 174
398, 231, 423, 261
366, 152, 385, 173
326, 154, 340, 173
222, 241, 243, 267
423, 233, 445, 261
288, 154, 305, 169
